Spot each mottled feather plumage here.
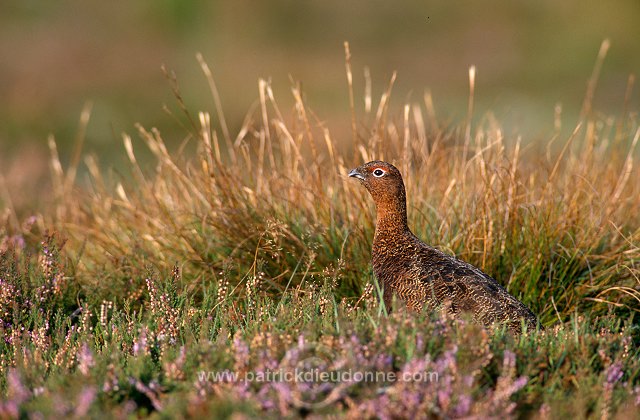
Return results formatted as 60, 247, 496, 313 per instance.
349, 160, 540, 334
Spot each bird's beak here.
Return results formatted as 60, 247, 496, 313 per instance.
348, 168, 365, 181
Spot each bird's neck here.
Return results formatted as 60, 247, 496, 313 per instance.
374, 196, 410, 237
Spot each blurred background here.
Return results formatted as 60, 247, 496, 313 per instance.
1, 0, 639, 209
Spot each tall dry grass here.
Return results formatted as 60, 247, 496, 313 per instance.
43, 43, 639, 326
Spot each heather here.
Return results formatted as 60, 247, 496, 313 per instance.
1, 46, 640, 417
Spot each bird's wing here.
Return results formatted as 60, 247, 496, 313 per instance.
412, 242, 537, 328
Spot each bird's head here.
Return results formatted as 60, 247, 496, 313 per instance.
348, 161, 406, 206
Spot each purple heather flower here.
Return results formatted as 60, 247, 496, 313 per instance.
271, 381, 292, 401
7, 369, 30, 403
233, 336, 250, 369
74, 387, 96, 417
437, 374, 453, 411
512, 376, 528, 393
0, 401, 18, 418
434, 346, 457, 374
12, 236, 25, 249
257, 349, 279, 372
503, 350, 516, 369
233, 379, 252, 400
375, 394, 392, 420
257, 387, 276, 411
77, 343, 95, 375
400, 357, 427, 382
401, 388, 424, 412
462, 374, 474, 388
437, 389, 451, 410
606, 362, 624, 385
374, 353, 394, 372
415, 333, 425, 354
258, 382, 293, 416
454, 394, 472, 417
133, 328, 148, 356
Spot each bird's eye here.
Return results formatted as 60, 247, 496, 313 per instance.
372, 168, 386, 177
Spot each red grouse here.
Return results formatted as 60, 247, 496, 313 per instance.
349, 161, 540, 334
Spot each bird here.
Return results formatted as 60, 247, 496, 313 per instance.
348, 160, 540, 334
